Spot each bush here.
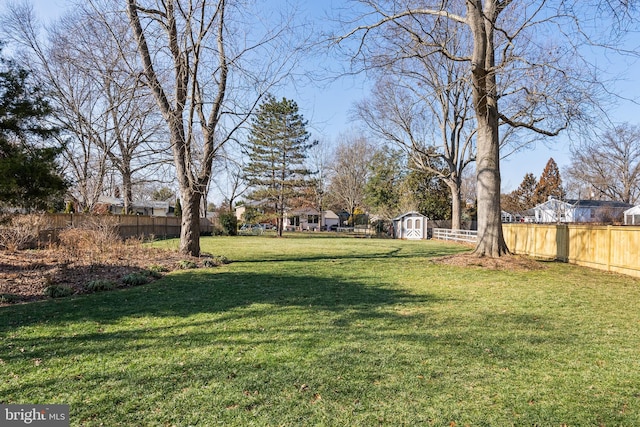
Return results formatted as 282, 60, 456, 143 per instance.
0, 293, 20, 304
58, 216, 120, 262
0, 214, 50, 251
122, 272, 150, 286
219, 212, 238, 236
202, 255, 230, 268
178, 259, 198, 269
44, 285, 74, 298
84, 279, 117, 292
148, 264, 168, 275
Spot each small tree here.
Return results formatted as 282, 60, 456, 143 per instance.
244, 95, 317, 237
534, 158, 565, 204
174, 198, 182, 217
152, 187, 175, 201
502, 172, 538, 213
364, 147, 405, 220
328, 135, 373, 224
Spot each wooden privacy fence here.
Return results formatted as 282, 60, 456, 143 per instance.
42, 214, 213, 241
503, 223, 640, 278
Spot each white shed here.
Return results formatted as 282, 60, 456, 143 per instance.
624, 205, 640, 225
393, 212, 428, 240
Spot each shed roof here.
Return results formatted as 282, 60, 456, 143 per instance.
392, 211, 427, 221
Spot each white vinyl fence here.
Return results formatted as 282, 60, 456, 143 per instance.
432, 228, 478, 244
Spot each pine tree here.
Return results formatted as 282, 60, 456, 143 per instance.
244, 96, 317, 236
502, 172, 539, 213
0, 49, 68, 211
534, 158, 565, 204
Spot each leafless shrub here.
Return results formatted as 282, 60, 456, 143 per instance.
0, 214, 51, 252
58, 216, 123, 263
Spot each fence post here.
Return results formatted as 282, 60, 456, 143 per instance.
607, 225, 612, 272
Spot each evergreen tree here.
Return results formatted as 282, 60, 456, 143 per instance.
402, 153, 452, 220
0, 48, 68, 211
404, 167, 452, 220
502, 172, 538, 213
244, 96, 317, 236
534, 158, 565, 204
364, 147, 405, 219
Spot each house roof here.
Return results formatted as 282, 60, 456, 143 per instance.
624, 205, 640, 215
568, 199, 633, 209
323, 210, 339, 219
533, 198, 633, 210
288, 207, 320, 215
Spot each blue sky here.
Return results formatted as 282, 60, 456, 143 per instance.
18, 0, 640, 194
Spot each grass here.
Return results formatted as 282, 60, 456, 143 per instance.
2, 235, 640, 426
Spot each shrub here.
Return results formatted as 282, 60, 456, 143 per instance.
219, 212, 238, 236
0, 214, 50, 251
84, 279, 117, 292
202, 255, 230, 268
58, 216, 121, 262
0, 293, 20, 304
148, 264, 168, 274
178, 260, 198, 269
122, 272, 150, 286
44, 285, 74, 298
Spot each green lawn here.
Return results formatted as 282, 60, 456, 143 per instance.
2, 235, 640, 426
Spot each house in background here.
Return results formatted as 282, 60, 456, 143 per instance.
284, 207, 340, 231
624, 205, 640, 225
393, 211, 428, 240
72, 195, 175, 216
532, 198, 633, 223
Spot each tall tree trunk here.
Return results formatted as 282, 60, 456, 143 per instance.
468, 0, 509, 257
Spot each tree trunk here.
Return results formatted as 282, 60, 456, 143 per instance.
468, 0, 509, 257
179, 189, 201, 257
122, 167, 133, 215
448, 180, 463, 231
474, 120, 508, 256
277, 205, 284, 237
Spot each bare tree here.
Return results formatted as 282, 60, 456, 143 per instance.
2, 3, 169, 213
566, 123, 640, 204
328, 135, 373, 222
336, 0, 636, 257
355, 73, 475, 230
211, 147, 249, 213
125, 0, 300, 255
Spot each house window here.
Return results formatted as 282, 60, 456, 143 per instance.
307, 214, 319, 224
290, 216, 300, 226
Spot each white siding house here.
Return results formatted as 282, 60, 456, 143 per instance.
624, 205, 640, 225
532, 199, 633, 223
285, 208, 340, 231
393, 212, 428, 240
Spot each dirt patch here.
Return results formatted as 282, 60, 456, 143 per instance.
432, 252, 547, 271
0, 246, 199, 306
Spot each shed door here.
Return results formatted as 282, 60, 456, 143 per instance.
404, 217, 422, 239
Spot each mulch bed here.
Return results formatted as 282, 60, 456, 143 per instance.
0, 247, 196, 306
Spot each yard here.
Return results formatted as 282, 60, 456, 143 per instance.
2, 235, 640, 425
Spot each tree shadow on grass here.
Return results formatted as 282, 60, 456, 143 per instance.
0, 267, 436, 331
